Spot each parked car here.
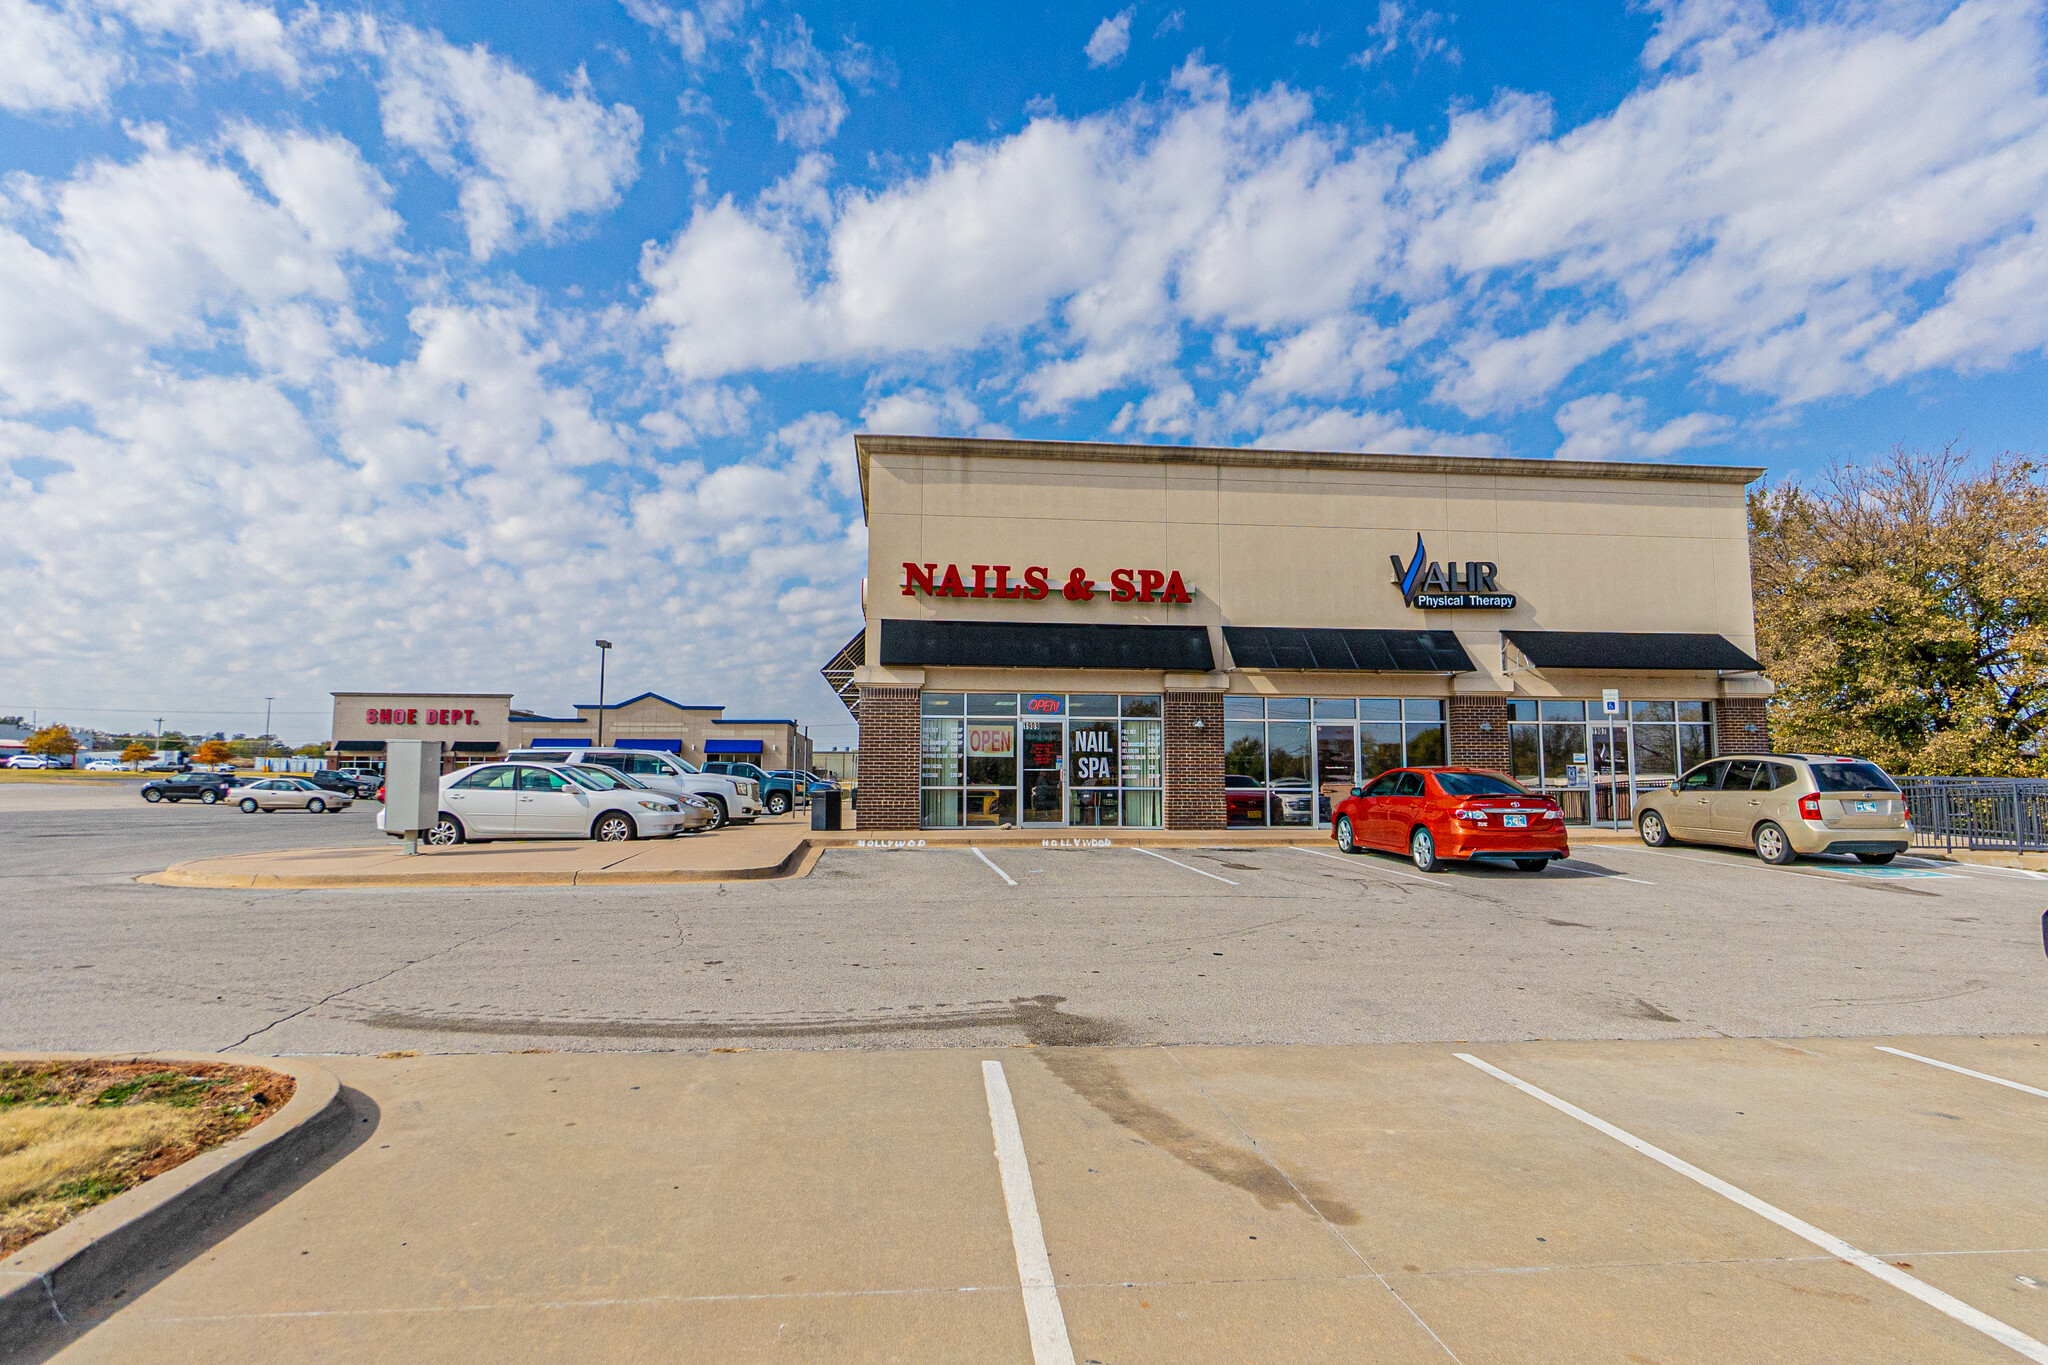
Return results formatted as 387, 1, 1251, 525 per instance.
1634, 754, 1910, 865
303, 769, 377, 800
142, 760, 189, 773
1331, 767, 1570, 872
236, 777, 352, 814
377, 761, 695, 844
507, 748, 763, 828
140, 772, 234, 804
84, 760, 123, 771
6, 754, 56, 769
567, 763, 718, 833
703, 761, 808, 816
1224, 772, 1267, 823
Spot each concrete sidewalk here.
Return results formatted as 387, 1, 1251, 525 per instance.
35, 1037, 2048, 1363
139, 815, 1641, 889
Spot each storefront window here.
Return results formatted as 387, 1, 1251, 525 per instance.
1503, 697, 1716, 826
923, 693, 1163, 829
1227, 697, 1448, 828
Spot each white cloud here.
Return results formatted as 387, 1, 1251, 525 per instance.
104, 0, 300, 81
1252, 406, 1503, 457
379, 28, 643, 259
230, 126, 402, 256
1085, 9, 1132, 69
860, 386, 1006, 438
1349, 3, 1459, 71
745, 15, 877, 148
620, 0, 745, 63
0, 0, 124, 113
1552, 392, 1732, 461
640, 3, 2048, 430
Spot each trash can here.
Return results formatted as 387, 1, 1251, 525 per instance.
810, 788, 843, 830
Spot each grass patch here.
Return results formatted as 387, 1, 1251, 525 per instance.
0, 1060, 293, 1257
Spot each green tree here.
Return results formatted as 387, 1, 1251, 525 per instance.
25, 726, 79, 759
1750, 444, 2048, 776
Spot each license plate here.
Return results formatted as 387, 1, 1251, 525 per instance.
1854, 801, 1880, 813
1503, 814, 1528, 828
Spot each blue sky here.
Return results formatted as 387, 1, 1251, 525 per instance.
2, 0, 2044, 747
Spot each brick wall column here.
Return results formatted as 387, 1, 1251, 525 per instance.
1715, 697, 1771, 755
855, 686, 921, 830
1448, 695, 1509, 771
1164, 691, 1224, 829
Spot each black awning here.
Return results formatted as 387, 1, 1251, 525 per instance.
1222, 627, 1475, 673
334, 740, 387, 752
451, 741, 501, 754
879, 619, 1214, 671
1504, 630, 1763, 671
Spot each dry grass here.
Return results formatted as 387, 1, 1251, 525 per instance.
0, 1060, 293, 1256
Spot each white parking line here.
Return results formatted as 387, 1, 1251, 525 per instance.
1551, 861, 1656, 885
1876, 1047, 2048, 1101
1134, 846, 1238, 884
1290, 845, 1440, 883
970, 845, 1018, 886
1457, 1052, 2048, 1363
981, 1061, 1076, 1365
1903, 859, 2048, 881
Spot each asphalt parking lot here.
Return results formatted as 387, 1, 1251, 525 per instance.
3, 796, 2044, 1055
11, 798, 2048, 1362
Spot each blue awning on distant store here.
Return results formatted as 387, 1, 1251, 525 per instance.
530, 738, 586, 747
705, 739, 764, 755
616, 739, 683, 753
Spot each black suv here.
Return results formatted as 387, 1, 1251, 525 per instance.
140, 772, 234, 804
304, 769, 376, 799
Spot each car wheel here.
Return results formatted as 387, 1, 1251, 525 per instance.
594, 812, 635, 842
702, 796, 729, 830
307, 798, 325, 814
199, 789, 219, 804
1856, 851, 1897, 865
1335, 816, 1359, 854
239, 798, 259, 813
1638, 810, 1670, 847
1753, 821, 1797, 865
1514, 858, 1549, 872
143, 789, 162, 803
1411, 826, 1445, 873
425, 815, 464, 846
766, 791, 791, 816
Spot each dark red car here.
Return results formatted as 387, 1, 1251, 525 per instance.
1330, 767, 1569, 872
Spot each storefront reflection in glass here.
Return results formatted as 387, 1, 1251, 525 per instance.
920, 692, 1162, 828
1226, 697, 1447, 829
1508, 698, 1715, 826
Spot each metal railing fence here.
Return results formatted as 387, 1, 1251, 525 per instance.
1897, 776, 2048, 852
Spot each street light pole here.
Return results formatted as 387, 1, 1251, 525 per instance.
594, 640, 612, 747
264, 697, 274, 742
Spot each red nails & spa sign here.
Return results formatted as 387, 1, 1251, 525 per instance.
901, 562, 1192, 604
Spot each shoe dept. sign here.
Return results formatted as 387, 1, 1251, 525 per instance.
902, 562, 1192, 604
1391, 536, 1517, 609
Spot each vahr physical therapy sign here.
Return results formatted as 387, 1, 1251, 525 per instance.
1391, 535, 1517, 610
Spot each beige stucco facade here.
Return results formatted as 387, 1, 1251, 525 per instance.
844, 435, 1775, 832
854, 435, 1769, 704
331, 692, 811, 772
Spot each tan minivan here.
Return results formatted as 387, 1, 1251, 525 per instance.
1635, 754, 1912, 865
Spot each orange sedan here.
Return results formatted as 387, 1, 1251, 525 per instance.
1331, 767, 1570, 872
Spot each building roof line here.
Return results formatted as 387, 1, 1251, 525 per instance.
571, 692, 723, 712
853, 433, 1766, 520
714, 718, 799, 725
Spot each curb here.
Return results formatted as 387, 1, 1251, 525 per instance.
138, 837, 820, 890
0, 1054, 346, 1353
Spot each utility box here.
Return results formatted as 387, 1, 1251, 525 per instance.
383, 740, 443, 849
810, 788, 843, 831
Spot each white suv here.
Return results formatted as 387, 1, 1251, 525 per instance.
506, 748, 763, 828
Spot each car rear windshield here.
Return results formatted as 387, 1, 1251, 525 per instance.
1808, 760, 1899, 793
1434, 772, 1529, 797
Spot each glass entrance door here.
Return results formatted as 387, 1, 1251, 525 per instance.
1591, 720, 1631, 827
1022, 721, 1064, 825
1315, 725, 1355, 829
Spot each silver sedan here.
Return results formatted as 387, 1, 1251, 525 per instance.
236, 778, 353, 814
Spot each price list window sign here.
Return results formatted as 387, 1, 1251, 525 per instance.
1068, 718, 1119, 826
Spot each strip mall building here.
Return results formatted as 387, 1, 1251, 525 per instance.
830, 435, 1773, 832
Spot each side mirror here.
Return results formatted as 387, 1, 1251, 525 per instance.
1350, 786, 1366, 799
